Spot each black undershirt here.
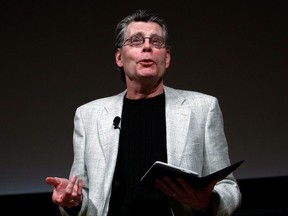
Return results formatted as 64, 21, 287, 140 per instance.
108, 93, 172, 216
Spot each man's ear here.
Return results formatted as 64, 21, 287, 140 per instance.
115, 48, 123, 67
165, 50, 171, 69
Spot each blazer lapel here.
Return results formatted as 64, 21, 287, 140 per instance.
98, 91, 126, 163
165, 86, 191, 166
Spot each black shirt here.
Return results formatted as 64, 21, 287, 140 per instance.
108, 93, 172, 216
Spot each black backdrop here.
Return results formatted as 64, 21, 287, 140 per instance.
1, 1, 287, 195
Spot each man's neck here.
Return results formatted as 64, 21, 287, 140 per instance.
125, 82, 164, 100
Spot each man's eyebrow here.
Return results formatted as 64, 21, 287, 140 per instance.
130, 32, 162, 37
130, 32, 144, 37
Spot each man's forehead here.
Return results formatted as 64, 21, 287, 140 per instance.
126, 21, 163, 36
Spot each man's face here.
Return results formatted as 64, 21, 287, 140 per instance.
115, 21, 171, 85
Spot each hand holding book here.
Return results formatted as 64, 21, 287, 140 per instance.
140, 160, 244, 188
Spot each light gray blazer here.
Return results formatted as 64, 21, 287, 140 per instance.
61, 86, 241, 216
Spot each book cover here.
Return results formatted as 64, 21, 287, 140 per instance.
140, 160, 244, 188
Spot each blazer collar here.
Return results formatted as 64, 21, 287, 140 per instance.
164, 86, 191, 166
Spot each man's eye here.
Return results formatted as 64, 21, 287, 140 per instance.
152, 38, 162, 44
131, 37, 142, 43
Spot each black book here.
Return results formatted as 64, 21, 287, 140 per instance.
140, 160, 244, 188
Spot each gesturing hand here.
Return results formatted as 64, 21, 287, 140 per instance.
45, 175, 83, 208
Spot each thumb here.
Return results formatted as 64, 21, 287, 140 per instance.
45, 177, 61, 187
206, 179, 218, 192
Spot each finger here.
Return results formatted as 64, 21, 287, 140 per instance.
155, 178, 177, 197
45, 177, 61, 187
70, 179, 83, 204
68, 177, 83, 207
206, 179, 218, 192
70, 175, 78, 183
176, 178, 193, 191
163, 177, 185, 194
66, 176, 77, 194
155, 179, 171, 195
71, 177, 83, 196
45, 177, 54, 184
77, 178, 83, 197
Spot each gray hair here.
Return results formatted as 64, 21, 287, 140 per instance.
114, 9, 171, 83
115, 9, 170, 49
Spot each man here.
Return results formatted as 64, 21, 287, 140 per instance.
46, 9, 242, 216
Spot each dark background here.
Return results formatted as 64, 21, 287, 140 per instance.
1, 1, 287, 195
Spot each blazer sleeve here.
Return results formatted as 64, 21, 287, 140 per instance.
204, 97, 242, 216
